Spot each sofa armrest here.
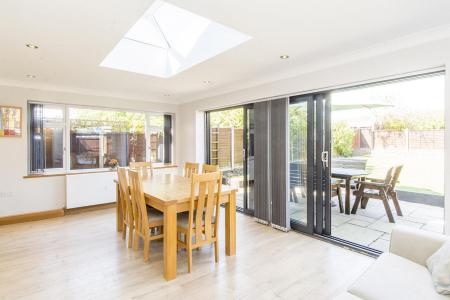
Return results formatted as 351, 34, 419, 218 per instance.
389, 226, 449, 266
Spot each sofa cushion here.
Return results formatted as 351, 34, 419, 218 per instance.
348, 253, 449, 300
427, 240, 450, 295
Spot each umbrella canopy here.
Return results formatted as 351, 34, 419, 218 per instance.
331, 103, 394, 111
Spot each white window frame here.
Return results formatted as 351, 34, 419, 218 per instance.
28, 101, 67, 174
66, 105, 149, 172
146, 114, 166, 163
28, 101, 174, 174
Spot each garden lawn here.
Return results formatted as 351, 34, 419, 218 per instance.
356, 149, 444, 196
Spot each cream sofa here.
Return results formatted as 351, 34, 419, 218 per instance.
336, 226, 450, 300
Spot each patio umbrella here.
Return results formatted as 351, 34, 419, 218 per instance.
331, 103, 394, 111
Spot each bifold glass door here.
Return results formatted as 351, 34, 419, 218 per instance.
289, 93, 331, 234
243, 105, 255, 214
205, 105, 255, 215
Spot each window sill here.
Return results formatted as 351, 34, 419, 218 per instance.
23, 163, 178, 179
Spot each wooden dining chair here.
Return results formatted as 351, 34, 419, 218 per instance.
177, 172, 222, 273
202, 163, 219, 174
130, 161, 153, 179
128, 169, 164, 261
184, 162, 199, 178
117, 167, 134, 248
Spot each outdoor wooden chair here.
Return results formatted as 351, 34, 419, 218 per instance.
184, 162, 199, 178
129, 161, 153, 179
176, 172, 222, 273
331, 178, 344, 213
128, 170, 164, 262
202, 163, 220, 173
351, 165, 403, 223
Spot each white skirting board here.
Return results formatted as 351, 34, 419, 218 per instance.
66, 172, 117, 209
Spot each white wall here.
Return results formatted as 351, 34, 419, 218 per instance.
178, 37, 450, 234
2, 36, 450, 234
0, 85, 178, 217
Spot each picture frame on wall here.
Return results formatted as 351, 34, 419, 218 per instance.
0, 106, 22, 137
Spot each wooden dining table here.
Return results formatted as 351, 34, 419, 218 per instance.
115, 174, 237, 281
331, 168, 368, 215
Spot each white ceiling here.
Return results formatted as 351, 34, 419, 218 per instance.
2, 0, 450, 104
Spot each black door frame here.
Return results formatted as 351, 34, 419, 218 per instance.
205, 105, 255, 216
289, 93, 331, 235
288, 95, 315, 234
242, 104, 255, 215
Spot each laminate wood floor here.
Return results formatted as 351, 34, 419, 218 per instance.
0, 208, 373, 300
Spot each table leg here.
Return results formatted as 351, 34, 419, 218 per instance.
345, 179, 351, 215
116, 183, 123, 232
225, 190, 236, 256
163, 204, 177, 280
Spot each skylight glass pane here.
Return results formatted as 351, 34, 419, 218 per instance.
101, 38, 169, 78
154, 2, 210, 58
125, 16, 168, 49
100, 0, 252, 78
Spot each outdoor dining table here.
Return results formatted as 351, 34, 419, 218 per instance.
331, 168, 369, 215
115, 174, 237, 281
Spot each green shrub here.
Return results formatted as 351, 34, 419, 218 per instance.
332, 122, 355, 157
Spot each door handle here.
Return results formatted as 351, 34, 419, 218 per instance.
321, 151, 329, 168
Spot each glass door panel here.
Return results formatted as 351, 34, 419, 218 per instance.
244, 105, 255, 213
207, 107, 245, 210
289, 101, 309, 226
289, 94, 331, 234
289, 96, 314, 233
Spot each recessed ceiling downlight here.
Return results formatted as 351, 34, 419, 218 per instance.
100, 0, 252, 78
26, 74, 36, 78
280, 55, 289, 59
26, 43, 39, 49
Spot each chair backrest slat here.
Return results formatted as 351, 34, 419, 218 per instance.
384, 167, 394, 185
128, 170, 149, 235
184, 162, 199, 178
189, 172, 221, 246
203, 180, 216, 240
389, 165, 403, 191
130, 161, 153, 179
117, 167, 133, 225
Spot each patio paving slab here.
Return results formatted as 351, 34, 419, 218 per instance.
422, 220, 445, 233
380, 233, 391, 241
347, 219, 371, 228
288, 191, 444, 252
409, 206, 444, 219
332, 223, 384, 246
369, 238, 390, 252
331, 214, 352, 226
367, 217, 423, 234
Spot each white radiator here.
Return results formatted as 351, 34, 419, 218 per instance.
66, 172, 117, 209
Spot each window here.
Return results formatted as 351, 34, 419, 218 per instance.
69, 107, 147, 169
28, 102, 173, 173
29, 103, 65, 172
43, 105, 65, 169
148, 115, 164, 162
